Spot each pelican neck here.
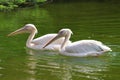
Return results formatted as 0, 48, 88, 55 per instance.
26, 31, 36, 47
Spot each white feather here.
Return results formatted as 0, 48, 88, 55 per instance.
32, 34, 64, 45
61, 40, 111, 57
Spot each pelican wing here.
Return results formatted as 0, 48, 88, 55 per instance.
32, 34, 66, 45
64, 40, 111, 55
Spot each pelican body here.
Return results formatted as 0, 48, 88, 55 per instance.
43, 29, 112, 57
8, 24, 71, 51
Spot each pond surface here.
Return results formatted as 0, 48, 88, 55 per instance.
0, 2, 120, 80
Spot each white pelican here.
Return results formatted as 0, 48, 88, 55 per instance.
8, 24, 71, 51
43, 28, 112, 57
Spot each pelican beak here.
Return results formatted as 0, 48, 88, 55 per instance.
8, 27, 27, 36
43, 34, 61, 48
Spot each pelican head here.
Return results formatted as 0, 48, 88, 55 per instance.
8, 24, 38, 36
57, 28, 73, 37
43, 28, 73, 48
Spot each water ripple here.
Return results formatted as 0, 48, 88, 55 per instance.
25, 49, 112, 80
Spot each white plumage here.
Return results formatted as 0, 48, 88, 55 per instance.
32, 34, 64, 45
8, 24, 71, 51
43, 28, 112, 57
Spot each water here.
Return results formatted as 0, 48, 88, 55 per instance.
0, 2, 120, 80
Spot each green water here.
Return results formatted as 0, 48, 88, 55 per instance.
0, 2, 120, 80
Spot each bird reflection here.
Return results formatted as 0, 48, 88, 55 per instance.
25, 48, 109, 80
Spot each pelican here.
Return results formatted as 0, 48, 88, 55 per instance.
8, 24, 71, 51
43, 28, 112, 57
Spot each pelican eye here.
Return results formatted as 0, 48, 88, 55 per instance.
59, 30, 67, 36
59, 30, 64, 34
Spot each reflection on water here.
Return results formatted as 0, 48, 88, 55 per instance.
25, 48, 111, 80
0, 1, 120, 80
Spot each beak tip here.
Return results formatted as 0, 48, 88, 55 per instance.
7, 33, 12, 37
7, 34, 10, 37
42, 46, 45, 48
7, 27, 26, 37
